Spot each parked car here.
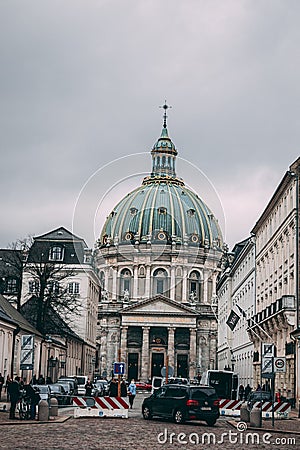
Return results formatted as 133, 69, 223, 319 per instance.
247, 391, 273, 411
69, 375, 89, 396
48, 384, 69, 405
56, 380, 74, 400
142, 384, 220, 426
94, 380, 108, 396
58, 377, 78, 395
32, 385, 51, 403
136, 381, 152, 391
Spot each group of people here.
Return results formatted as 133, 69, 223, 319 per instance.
84, 378, 137, 408
238, 383, 252, 401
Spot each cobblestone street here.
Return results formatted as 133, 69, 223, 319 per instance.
0, 395, 299, 450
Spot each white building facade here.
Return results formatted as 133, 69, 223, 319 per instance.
217, 238, 255, 387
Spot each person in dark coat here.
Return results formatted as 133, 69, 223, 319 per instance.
25, 384, 41, 419
108, 379, 118, 397
244, 384, 252, 400
0, 373, 4, 400
120, 380, 127, 397
85, 379, 93, 396
8, 376, 20, 419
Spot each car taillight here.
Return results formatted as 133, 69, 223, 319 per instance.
213, 400, 219, 407
186, 399, 199, 407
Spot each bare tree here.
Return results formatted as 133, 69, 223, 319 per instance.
3, 236, 81, 333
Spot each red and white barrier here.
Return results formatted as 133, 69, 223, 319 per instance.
219, 398, 291, 418
73, 396, 129, 418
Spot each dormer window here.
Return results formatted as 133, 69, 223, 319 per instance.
49, 246, 64, 261
158, 207, 167, 215
130, 207, 138, 216
187, 209, 195, 217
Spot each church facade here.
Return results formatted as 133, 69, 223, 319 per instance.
95, 106, 224, 381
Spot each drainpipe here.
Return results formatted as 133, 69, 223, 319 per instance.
11, 325, 21, 377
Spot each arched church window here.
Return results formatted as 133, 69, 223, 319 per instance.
99, 271, 105, 289
162, 155, 166, 167
188, 270, 201, 302
153, 268, 168, 295
120, 268, 132, 299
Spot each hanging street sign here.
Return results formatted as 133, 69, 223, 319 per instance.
20, 334, 34, 370
262, 343, 275, 358
113, 362, 126, 375
274, 357, 286, 373
261, 357, 273, 374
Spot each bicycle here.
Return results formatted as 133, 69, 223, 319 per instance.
17, 391, 31, 420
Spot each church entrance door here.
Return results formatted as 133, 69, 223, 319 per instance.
151, 352, 164, 378
128, 353, 139, 381
177, 354, 188, 378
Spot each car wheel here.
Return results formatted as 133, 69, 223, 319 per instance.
173, 409, 185, 424
142, 406, 152, 420
206, 419, 216, 426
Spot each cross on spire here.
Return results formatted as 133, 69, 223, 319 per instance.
159, 100, 172, 128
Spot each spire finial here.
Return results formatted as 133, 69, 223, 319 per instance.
159, 100, 172, 128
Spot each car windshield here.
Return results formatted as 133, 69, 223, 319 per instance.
76, 377, 86, 385
250, 392, 271, 400
35, 386, 49, 393
190, 388, 217, 400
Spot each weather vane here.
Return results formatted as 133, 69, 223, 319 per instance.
159, 100, 172, 128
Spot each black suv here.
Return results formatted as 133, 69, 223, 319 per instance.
142, 384, 219, 426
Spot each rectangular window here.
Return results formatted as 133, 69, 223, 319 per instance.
68, 282, 80, 295
29, 280, 40, 293
6, 278, 18, 293
48, 280, 59, 294
157, 280, 164, 294
49, 246, 64, 261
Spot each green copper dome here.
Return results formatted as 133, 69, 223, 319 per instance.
100, 181, 223, 248
100, 104, 223, 249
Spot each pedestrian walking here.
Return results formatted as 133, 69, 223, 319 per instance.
0, 373, 4, 400
25, 384, 41, 420
238, 384, 244, 401
8, 376, 21, 419
128, 379, 136, 409
244, 384, 251, 400
85, 379, 93, 396
108, 378, 118, 397
121, 380, 127, 397
5, 375, 11, 401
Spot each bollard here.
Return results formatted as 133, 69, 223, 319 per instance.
38, 400, 49, 421
49, 397, 58, 417
250, 407, 262, 428
240, 403, 250, 423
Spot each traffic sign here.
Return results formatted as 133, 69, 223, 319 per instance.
20, 334, 34, 370
261, 357, 273, 374
161, 366, 174, 377
113, 362, 126, 375
262, 343, 275, 358
274, 357, 286, 373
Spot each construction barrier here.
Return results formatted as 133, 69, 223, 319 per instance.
219, 398, 291, 418
73, 396, 129, 419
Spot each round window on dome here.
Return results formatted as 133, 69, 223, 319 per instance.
157, 231, 166, 241
124, 232, 133, 241
190, 234, 199, 243
130, 207, 138, 216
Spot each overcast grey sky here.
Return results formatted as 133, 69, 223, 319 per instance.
1, 0, 300, 249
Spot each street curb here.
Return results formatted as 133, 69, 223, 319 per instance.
0, 416, 70, 426
227, 419, 300, 435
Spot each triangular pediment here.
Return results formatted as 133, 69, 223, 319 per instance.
122, 295, 198, 316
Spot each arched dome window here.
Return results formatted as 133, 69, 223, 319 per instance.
153, 268, 169, 296
99, 271, 105, 289
120, 268, 132, 300
188, 270, 202, 302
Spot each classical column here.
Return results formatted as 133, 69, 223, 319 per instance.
189, 328, 197, 379
133, 265, 138, 299
170, 266, 176, 300
120, 326, 128, 365
112, 266, 117, 301
145, 266, 151, 298
182, 267, 188, 302
141, 326, 150, 381
168, 327, 175, 371
203, 275, 208, 303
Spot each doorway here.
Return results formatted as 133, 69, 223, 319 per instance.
177, 354, 188, 378
128, 353, 139, 381
151, 352, 164, 378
